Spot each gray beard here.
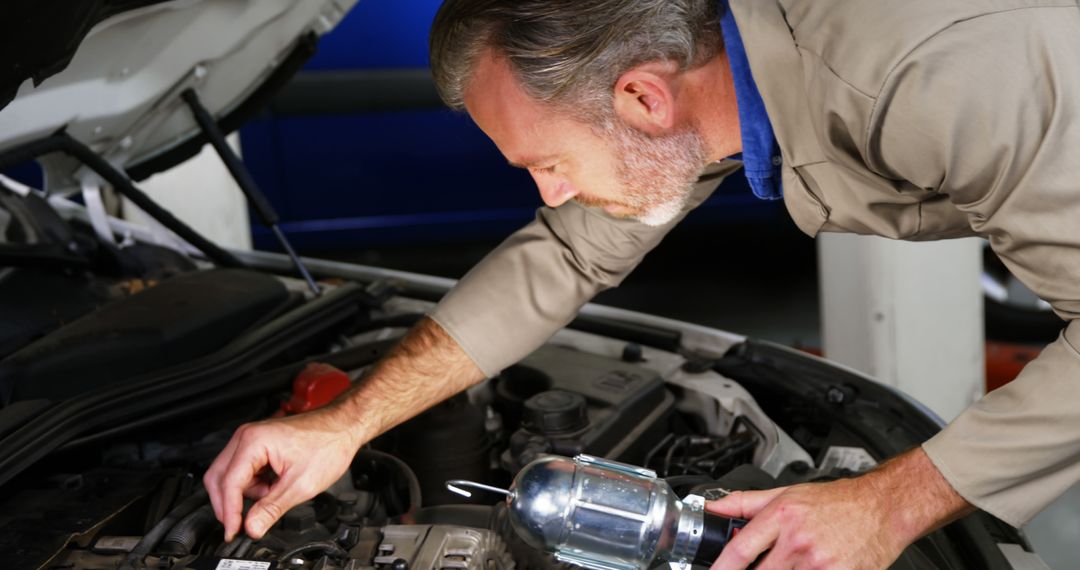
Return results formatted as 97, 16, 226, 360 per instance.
610, 120, 710, 227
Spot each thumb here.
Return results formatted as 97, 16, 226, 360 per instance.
244, 480, 307, 539
705, 487, 786, 519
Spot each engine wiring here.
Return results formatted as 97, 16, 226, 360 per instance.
644, 416, 761, 478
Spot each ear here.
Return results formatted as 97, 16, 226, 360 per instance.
612, 63, 679, 134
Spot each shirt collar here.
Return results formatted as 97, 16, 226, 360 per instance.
719, 0, 784, 200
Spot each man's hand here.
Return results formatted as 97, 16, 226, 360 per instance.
204, 317, 485, 542
204, 406, 362, 541
706, 448, 974, 569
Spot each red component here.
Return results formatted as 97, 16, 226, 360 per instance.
985, 341, 1042, 392
275, 362, 352, 417
797, 341, 1044, 394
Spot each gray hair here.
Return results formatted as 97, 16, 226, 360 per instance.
430, 0, 724, 120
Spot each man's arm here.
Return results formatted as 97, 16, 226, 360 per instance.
708, 448, 973, 569
432, 160, 738, 376
706, 6, 1080, 568
870, 5, 1080, 527
205, 161, 738, 540
203, 317, 482, 542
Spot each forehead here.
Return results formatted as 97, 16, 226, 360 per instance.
462, 50, 583, 164
463, 50, 535, 115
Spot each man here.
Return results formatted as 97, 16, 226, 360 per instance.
204, 0, 1080, 567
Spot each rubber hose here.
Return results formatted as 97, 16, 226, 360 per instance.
160, 504, 216, 556
279, 540, 349, 561
355, 448, 422, 519
121, 488, 209, 569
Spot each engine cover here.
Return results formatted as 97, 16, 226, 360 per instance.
498, 345, 675, 470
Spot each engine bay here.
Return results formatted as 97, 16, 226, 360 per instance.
0, 183, 1033, 569
0, 295, 819, 570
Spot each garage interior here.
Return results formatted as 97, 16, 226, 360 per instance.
1, 0, 1077, 569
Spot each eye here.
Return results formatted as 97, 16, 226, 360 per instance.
533, 165, 557, 175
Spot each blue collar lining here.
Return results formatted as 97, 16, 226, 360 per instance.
719, 1, 784, 200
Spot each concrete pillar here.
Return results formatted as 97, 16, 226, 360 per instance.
818, 233, 985, 421
123, 133, 252, 250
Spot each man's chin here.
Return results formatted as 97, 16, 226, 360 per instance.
602, 204, 637, 217
633, 198, 686, 227
575, 194, 687, 227
588, 201, 683, 227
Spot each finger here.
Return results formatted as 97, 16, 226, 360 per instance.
710, 512, 781, 570
746, 545, 791, 570
205, 432, 243, 525
241, 465, 279, 501
245, 473, 312, 539
243, 482, 272, 500
220, 441, 270, 542
706, 488, 786, 519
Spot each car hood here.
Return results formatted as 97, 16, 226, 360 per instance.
0, 0, 357, 184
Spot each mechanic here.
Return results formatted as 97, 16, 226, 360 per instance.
205, 0, 1080, 567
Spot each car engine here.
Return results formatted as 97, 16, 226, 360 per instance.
16, 335, 811, 570
0, 186, 1034, 569
0, 271, 821, 570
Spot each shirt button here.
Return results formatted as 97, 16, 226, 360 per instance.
772, 155, 783, 166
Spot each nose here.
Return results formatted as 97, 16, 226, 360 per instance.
533, 173, 579, 208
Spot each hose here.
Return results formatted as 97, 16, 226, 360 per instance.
159, 504, 217, 556
355, 448, 422, 521
215, 534, 253, 558
121, 488, 209, 569
279, 540, 349, 561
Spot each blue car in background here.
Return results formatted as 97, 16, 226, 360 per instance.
240, 0, 782, 251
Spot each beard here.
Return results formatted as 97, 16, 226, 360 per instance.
575, 119, 709, 227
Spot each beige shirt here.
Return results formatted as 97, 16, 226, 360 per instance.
432, 0, 1080, 527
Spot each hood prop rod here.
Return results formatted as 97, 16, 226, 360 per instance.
182, 89, 321, 296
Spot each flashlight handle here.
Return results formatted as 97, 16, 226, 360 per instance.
692, 513, 748, 566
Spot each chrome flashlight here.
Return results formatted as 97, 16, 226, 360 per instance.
447, 455, 745, 570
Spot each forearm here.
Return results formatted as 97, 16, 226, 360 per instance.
433, 161, 736, 376
920, 325, 1080, 526
330, 316, 485, 445
865, 447, 974, 548
707, 447, 975, 568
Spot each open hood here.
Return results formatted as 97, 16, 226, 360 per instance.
0, 0, 357, 185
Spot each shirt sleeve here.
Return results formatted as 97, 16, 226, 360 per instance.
867, 6, 1080, 526
429, 160, 740, 377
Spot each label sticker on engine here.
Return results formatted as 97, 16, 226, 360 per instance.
215, 560, 271, 570
92, 535, 142, 553
819, 446, 877, 473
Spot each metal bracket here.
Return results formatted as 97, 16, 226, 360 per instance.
80, 178, 118, 247
680, 494, 705, 512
